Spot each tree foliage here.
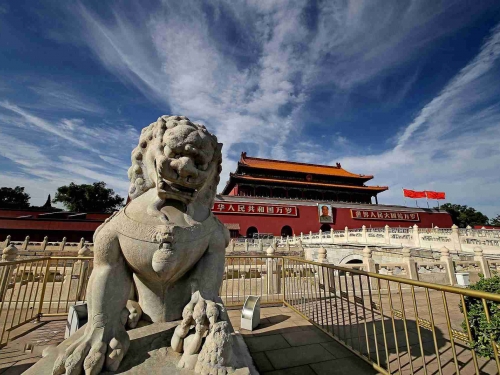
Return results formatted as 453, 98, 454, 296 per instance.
490, 215, 500, 227
437, 203, 489, 228
460, 274, 500, 358
53, 182, 124, 213
0, 186, 30, 208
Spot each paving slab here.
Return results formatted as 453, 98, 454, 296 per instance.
244, 334, 291, 352
310, 358, 378, 374
265, 343, 335, 369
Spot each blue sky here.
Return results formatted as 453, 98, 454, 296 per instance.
1, 0, 500, 217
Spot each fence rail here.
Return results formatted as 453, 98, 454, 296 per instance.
0, 255, 499, 374
0, 256, 93, 346
283, 225, 500, 253
282, 257, 500, 374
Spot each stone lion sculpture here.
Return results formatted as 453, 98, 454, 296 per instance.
53, 116, 231, 374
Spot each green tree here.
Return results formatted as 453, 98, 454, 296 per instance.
53, 182, 124, 213
460, 274, 500, 358
490, 215, 500, 226
0, 186, 30, 208
437, 203, 489, 228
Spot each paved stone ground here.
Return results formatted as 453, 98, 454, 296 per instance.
228, 306, 377, 375
0, 319, 65, 374
0, 303, 498, 374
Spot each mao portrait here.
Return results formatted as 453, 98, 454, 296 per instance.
318, 204, 333, 223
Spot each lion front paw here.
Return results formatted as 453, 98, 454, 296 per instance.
173, 292, 233, 373
52, 316, 130, 375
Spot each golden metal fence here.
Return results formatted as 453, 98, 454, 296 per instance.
1, 255, 500, 374
282, 257, 500, 375
0, 257, 93, 346
221, 256, 284, 307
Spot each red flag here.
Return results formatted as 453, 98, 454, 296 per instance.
425, 191, 446, 200
403, 189, 426, 199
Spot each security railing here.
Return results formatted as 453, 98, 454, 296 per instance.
0, 255, 499, 374
282, 257, 500, 375
220, 256, 284, 307
0, 256, 93, 346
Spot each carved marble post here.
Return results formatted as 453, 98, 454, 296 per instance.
266, 246, 277, 295
451, 224, 462, 251
473, 247, 491, 278
344, 226, 349, 243
330, 229, 335, 244
22, 236, 30, 250
309, 231, 313, 244
317, 246, 327, 263
317, 246, 332, 294
402, 247, 418, 280
361, 225, 367, 243
319, 230, 322, 244
78, 237, 85, 250
362, 246, 377, 273
62, 244, 93, 303
384, 225, 390, 244
0, 244, 19, 301
300, 232, 304, 243
440, 246, 457, 285
41, 236, 48, 251
297, 238, 304, 256
413, 225, 420, 247
59, 237, 67, 251
258, 239, 263, 253
244, 239, 249, 252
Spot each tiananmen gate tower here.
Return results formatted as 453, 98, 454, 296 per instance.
213, 153, 452, 237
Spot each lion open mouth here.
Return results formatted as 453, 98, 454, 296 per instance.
168, 182, 197, 195
157, 178, 198, 199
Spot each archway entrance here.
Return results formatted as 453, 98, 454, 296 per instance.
320, 224, 331, 232
281, 225, 293, 237
346, 259, 363, 264
246, 226, 258, 238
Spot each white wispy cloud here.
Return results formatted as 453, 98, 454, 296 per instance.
0, 103, 137, 205
28, 82, 105, 115
68, 0, 485, 190
336, 23, 500, 217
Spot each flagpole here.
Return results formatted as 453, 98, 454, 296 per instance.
402, 188, 407, 206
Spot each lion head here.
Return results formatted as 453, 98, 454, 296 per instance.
128, 115, 222, 209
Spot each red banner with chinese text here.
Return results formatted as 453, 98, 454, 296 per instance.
351, 209, 420, 221
403, 189, 426, 199
212, 202, 298, 216
425, 191, 446, 200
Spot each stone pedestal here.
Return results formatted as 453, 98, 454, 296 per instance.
25, 312, 256, 375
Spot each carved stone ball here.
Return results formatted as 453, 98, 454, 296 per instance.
78, 244, 92, 257
473, 246, 483, 257
440, 246, 450, 257
2, 244, 18, 261
266, 246, 275, 255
